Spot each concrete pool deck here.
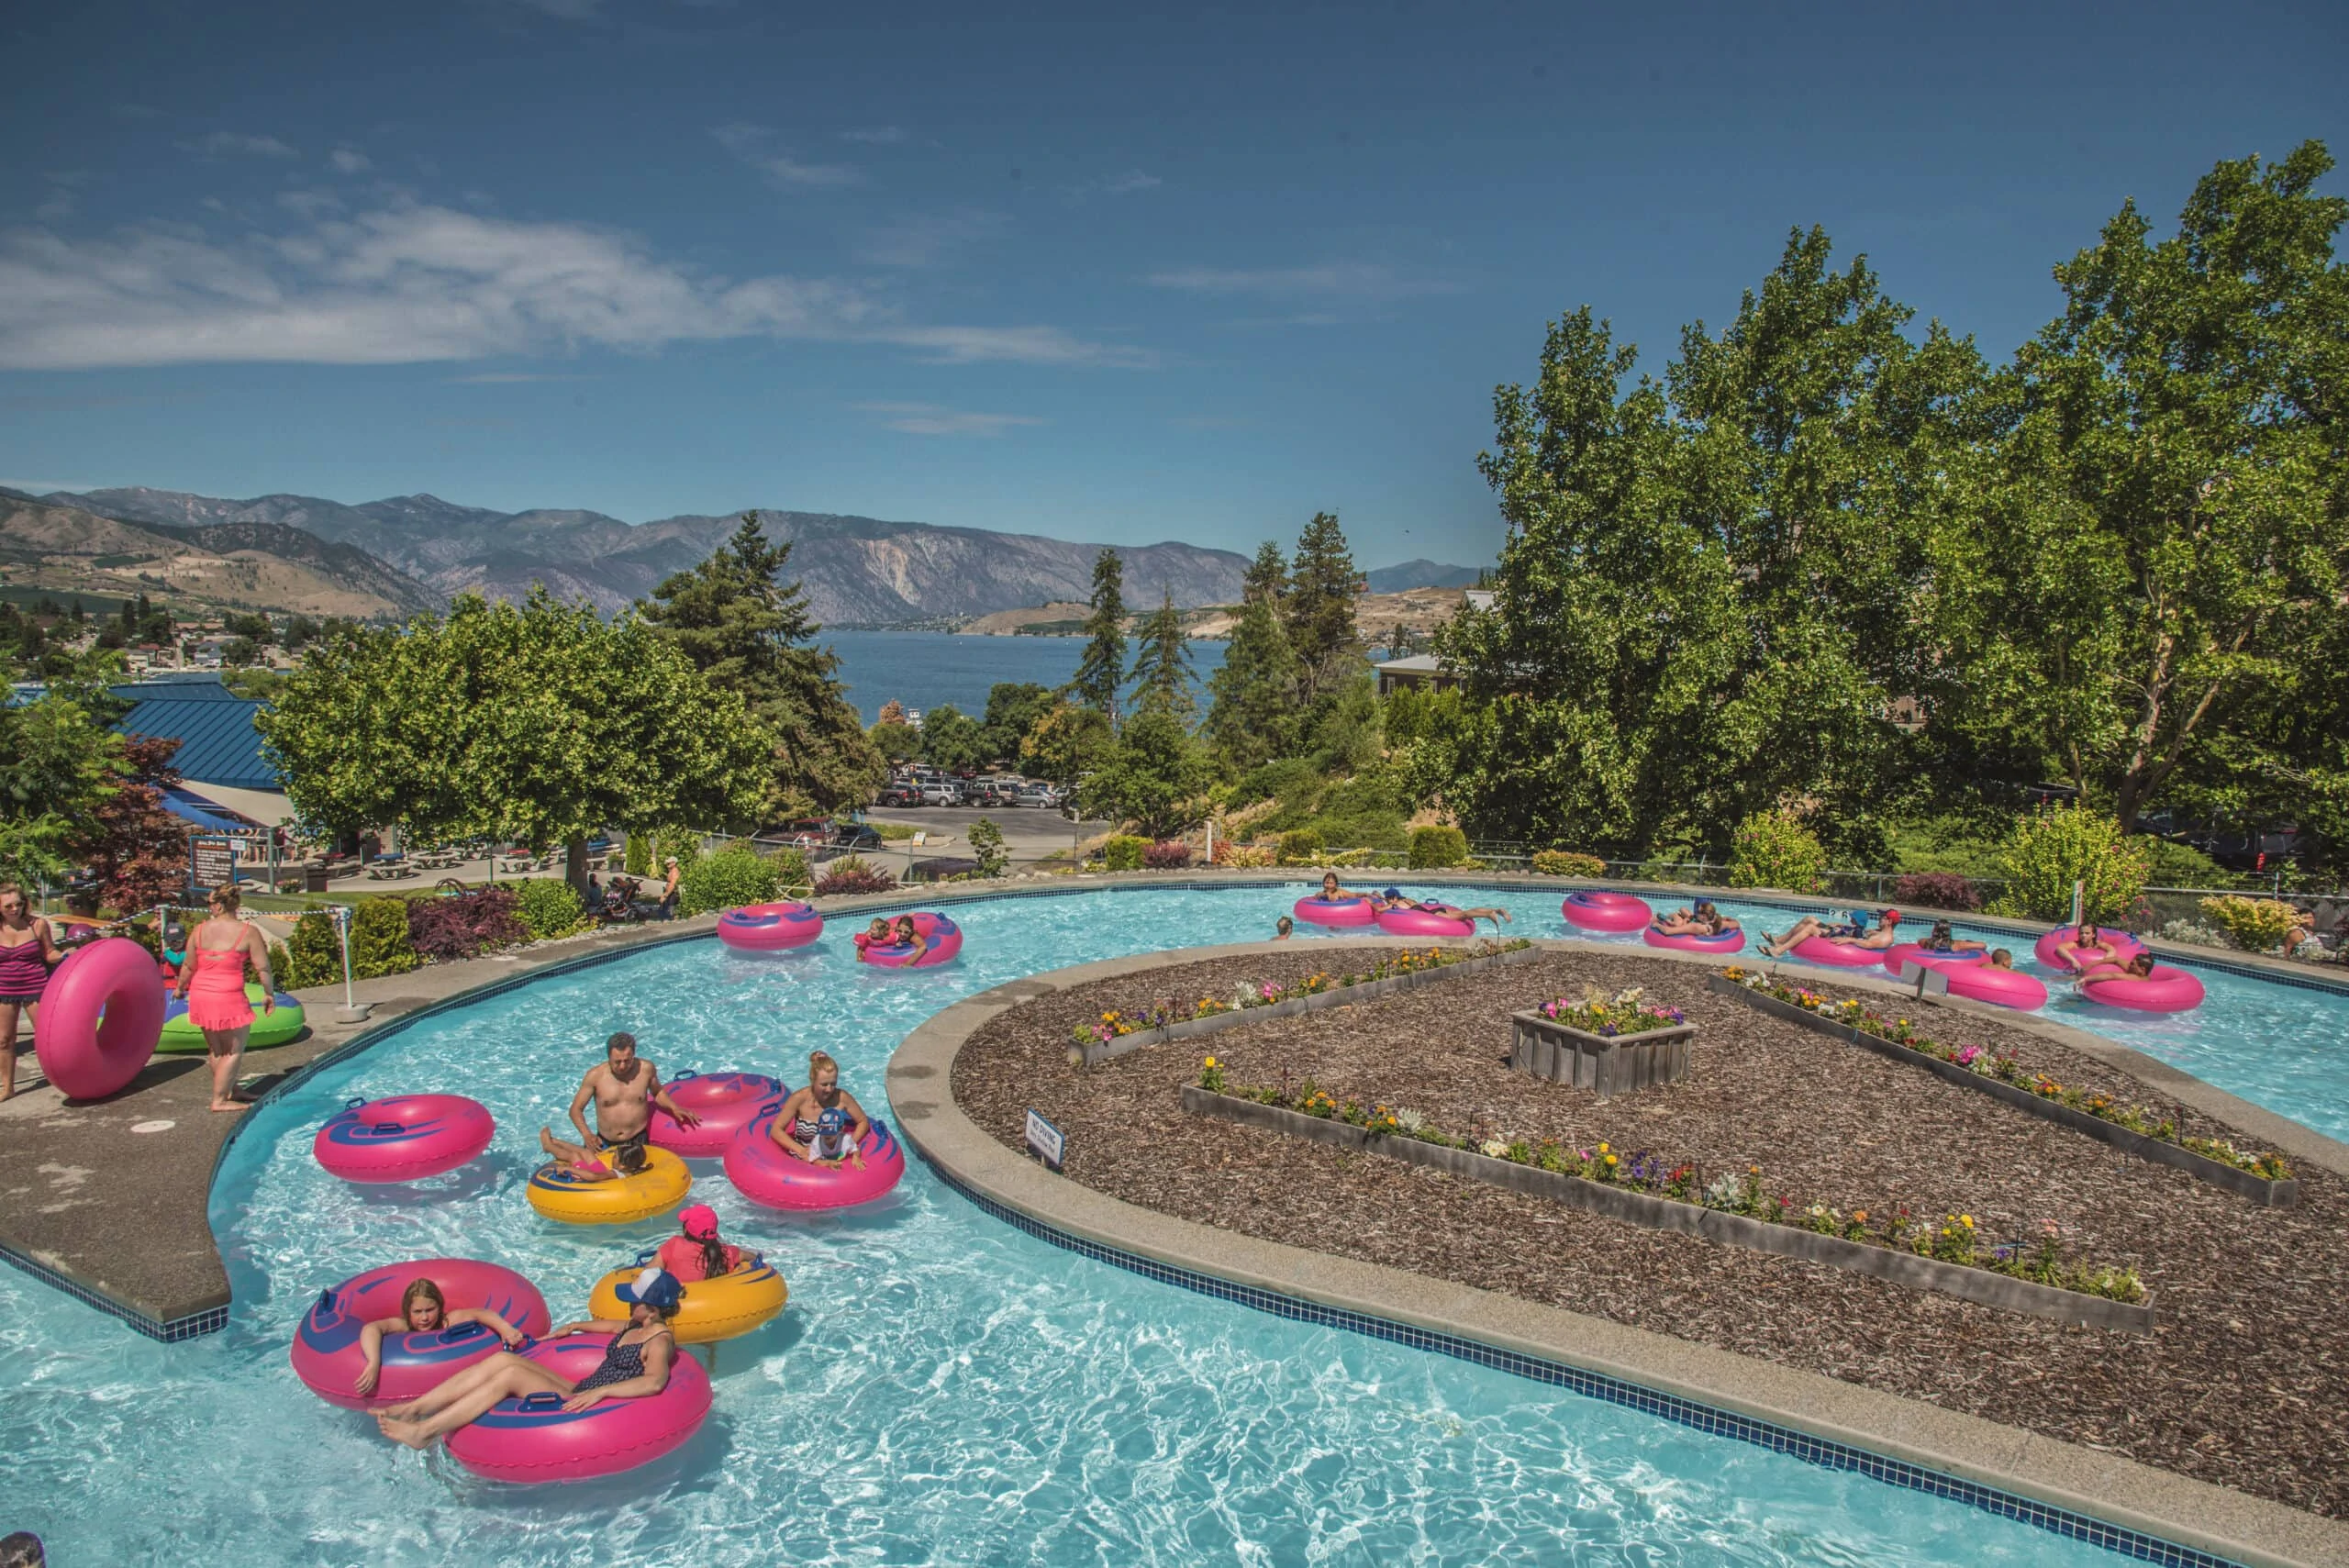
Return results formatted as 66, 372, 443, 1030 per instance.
890, 937, 2349, 1568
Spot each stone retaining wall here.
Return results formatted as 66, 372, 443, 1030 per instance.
1182, 1085, 2155, 1334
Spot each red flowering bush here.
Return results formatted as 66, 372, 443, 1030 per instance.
406, 885, 528, 962
1890, 872, 1982, 911
1142, 840, 1192, 870
813, 855, 897, 896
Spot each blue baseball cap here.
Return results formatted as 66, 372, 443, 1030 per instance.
614, 1266, 683, 1310
818, 1106, 850, 1136
1383, 887, 1403, 900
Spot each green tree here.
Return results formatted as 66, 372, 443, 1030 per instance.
1286, 512, 1360, 710
222, 612, 273, 641
868, 718, 921, 763
260, 590, 774, 891
1069, 548, 1126, 726
639, 513, 885, 817
1019, 700, 1112, 784
1130, 590, 1196, 722
1929, 143, 2349, 833
919, 703, 985, 772
218, 635, 262, 667
1204, 540, 1299, 773
977, 682, 1057, 763
1078, 708, 1208, 839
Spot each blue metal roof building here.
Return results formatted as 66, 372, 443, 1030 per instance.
109, 673, 281, 792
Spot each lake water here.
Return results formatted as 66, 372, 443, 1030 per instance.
827, 630, 1227, 723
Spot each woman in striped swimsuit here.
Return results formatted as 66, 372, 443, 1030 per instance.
768, 1050, 870, 1167
374, 1267, 683, 1450
0, 883, 62, 1104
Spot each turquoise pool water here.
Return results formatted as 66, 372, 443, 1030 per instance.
7, 883, 2336, 1564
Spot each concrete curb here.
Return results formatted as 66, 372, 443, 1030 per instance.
1181, 1085, 2155, 1333
888, 939, 2349, 1568
1710, 975, 2301, 1205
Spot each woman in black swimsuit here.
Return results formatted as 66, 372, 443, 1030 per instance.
769, 1050, 872, 1166
373, 1268, 683, 1450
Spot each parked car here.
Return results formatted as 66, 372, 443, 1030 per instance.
918, 782, 965, 807
876, 783, 922, 807
831, 822, 884, 852
1015, 784, 1060, 808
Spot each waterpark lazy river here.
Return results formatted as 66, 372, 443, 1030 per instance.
6, 881, 2343, 1566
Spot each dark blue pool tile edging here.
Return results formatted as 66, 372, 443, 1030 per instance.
0, 1238, 228, 1342
919, 1158, 2245, 1568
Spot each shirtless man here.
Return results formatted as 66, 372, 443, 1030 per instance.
557, 1032, 697, 1176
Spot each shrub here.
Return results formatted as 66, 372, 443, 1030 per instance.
272, 910, 342, 988
1276, 828, 1325, 865
676, 846, 779, 917
1889, 871, 1983, 912
1142, 840, 1192, 870
966, 817, 1008, 878
1408, 824, 1469, 869
1987, 804, 2151, 923
812, 854, 896, 896
1212, 841, 1275, 868
1103, 834, 1149, 872
1727, 808, 1828, 892
766, 847, 811, 893
624, 832, 651, 876
2142, 836, 2241, 890
654, 828, 701, 875
1531, 850, 1607, 877
2157, 918, 2230, 950
351, 896, 420, 979
514, 875, 587, 938
2199, 895, 2302, 952
406, 886, 528, 962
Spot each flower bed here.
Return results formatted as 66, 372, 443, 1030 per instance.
1512, 985, 1695, 1095
1531, 984, 1687, 1036
1713, 968, 2297, 1204
1185, 1073, 2152, 1329
1069, 940, 1537, 1066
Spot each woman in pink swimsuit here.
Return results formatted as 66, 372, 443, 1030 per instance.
0, 882, 63, 1104
172, 884, 276, 1113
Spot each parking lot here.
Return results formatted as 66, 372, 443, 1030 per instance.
860, 802, 1094, 869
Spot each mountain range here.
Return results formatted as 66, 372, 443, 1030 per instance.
3, 482, 1486, 626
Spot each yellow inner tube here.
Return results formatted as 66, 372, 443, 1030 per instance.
589, 1256, 787, 1344
527, 1146, 692, 1224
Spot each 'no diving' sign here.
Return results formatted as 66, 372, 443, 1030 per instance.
1024, 1108, 1064, 1172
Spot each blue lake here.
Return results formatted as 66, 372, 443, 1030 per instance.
827, 629, 1228, 723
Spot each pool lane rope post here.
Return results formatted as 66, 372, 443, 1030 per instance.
332, 902, 371, 1024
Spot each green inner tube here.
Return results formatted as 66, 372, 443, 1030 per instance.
156, 984, 308, 1052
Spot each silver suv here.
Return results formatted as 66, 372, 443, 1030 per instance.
918, 781, 965, 806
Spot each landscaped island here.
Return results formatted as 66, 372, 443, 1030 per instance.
954, 946, 2349, 1520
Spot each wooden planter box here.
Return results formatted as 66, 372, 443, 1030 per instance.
1510, 1013, 1693, 1096
1707, 975, 2299, 1207
1181, 1086, 2154, 1333
1073, 942, 1542, 1067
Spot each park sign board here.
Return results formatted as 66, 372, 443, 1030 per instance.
1024, 1108, 1065, 1171
191, 835, 239, 897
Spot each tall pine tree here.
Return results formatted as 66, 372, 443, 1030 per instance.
1130, 590, 1196, 721
640, 513, 885, 815
1204, 539, 1299, 773
1285, 511, 1360, 711
1070, 548, 1127, 728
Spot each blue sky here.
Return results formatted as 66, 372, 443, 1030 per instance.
3, 0, 2343, 569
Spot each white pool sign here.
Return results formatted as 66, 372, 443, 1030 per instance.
1024, 1108, 1064, 1171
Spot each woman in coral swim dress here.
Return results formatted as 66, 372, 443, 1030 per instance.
172, 884, 276, 1113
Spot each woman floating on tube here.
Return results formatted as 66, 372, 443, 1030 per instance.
1372, 888, 1510, 930
373, 1269, 683, 1450
772, 1051, 872, 1168
354, 1279, 529, 1399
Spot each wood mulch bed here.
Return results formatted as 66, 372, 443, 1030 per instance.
952, 948, 2349, 1519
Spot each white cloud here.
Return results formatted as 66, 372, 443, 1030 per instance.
35, 172, 88, 223
445, 371, 591, 383
1145, 261, 1457, 300
839, 127, 908, 145
329, 148, 373, 174
278, 189, 345, 218
711, 123, 862, 188
184, 131, 299, 159
854, 209, 1008, 269
852, 402, 1046, 437
1065, 170, 1162, 199
0, 204, 1150, 372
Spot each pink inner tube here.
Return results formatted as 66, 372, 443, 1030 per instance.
2033, 926, 2149, 973
444, 1332, 712, 1484
1643, 924, 1745, 954
1942, 962, 2049, 1011
650, 1071, 785, 1159
1375, 906, 1476, 938
1790, 936, 1888, 969
1293, 895, 1377, 928
31, 938, 166, 1100
1880, 941, 1991, 973
2079, 965, 2205, 1014
290, 1258, 551, 1411
854, 911, 963, 969
1562, 892, 1653, 933
313, 1094, 496, 1183
724, 1101, 907, 1210
717, 901, 823, 951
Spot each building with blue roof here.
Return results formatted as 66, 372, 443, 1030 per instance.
108, 673, 293, 829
